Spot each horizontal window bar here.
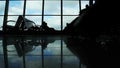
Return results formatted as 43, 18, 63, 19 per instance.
0, 15, 79, 16
0, 0, 93, 1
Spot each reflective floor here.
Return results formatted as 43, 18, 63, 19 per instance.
0, 35, 82, 68
0, 35, 119, 68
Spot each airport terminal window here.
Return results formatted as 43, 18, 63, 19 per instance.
44, 1, 61, 15
6, 1, 24, 28
1, 1, 96, 68
63, 16, 78, 29
8, 1, 24, 15
0, 1, 5, 30
0, 1, 5, 15
0, 0, 93, 31
26, 1, 42, 15
7, 16, 18, 26
81, 1, 89, 10
63, 1, 79, 15
25, 16, 42, 26
44, 16, 61, 30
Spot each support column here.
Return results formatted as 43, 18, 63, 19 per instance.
79, 0, 81, 13
41, 0, 45, 25
3, 36, 8, 68
3, 0, 9, 32
23, 0, 26, 17
61, 37, 63, 68
22, 0, 27, 31
61, 0, 63, 31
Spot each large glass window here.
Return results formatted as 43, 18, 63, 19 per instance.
81, 1, 89, 10
63, 1, 79, 15
0, 1, 5, 30
7, 16, 18, 26
63, 16, 78, 29
44, 16, 61, 30
25, 16, 42, 26
0, 0, 93, 31
26, 1, 42, 15
8, 1, 24, 15
0, 1, 5, 15
44, 1, 60, 15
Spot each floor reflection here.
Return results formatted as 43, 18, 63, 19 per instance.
1, 35, 118, 68
0, 35, 80, 68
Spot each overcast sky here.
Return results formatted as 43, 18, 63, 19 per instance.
0, 1, 89, 30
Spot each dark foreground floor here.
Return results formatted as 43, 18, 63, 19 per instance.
0, 35, 120, 68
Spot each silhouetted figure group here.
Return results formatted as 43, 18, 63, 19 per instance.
40, 21, 55, 32
4, 15, 55, 34
3, 0, 119, 37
